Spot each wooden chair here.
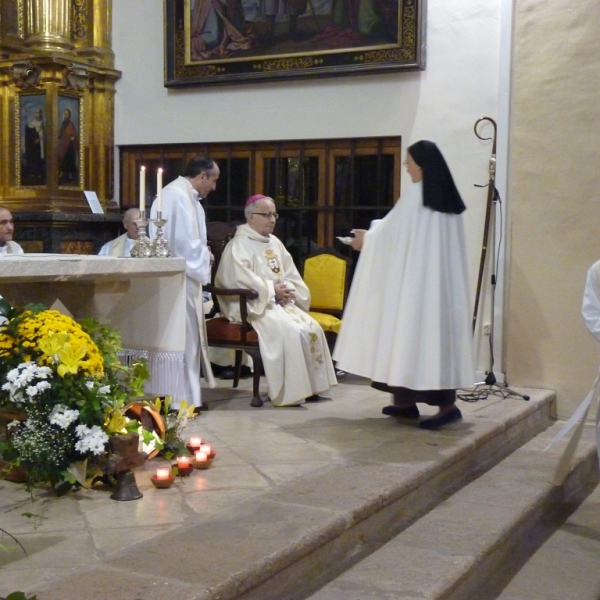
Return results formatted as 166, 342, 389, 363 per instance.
301, 247, 351, 350
204, 222, 265, 407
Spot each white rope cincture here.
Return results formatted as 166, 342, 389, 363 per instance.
543, 369, 600, 485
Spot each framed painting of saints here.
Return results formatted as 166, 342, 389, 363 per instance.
18, 93, 47, 187
165, 0, 426, 87
57, 95, 83, 188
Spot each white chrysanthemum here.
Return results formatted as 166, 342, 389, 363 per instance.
49, 404, 80, 429
26, 385, 40, 398
6, 367, 20, 382
85, 381, 94, 390
98, 385, 111, 394
75, 423, 88, 437
2, 381, 16, 394
75, 424, 108, 456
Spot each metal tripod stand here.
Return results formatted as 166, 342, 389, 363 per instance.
460, 117, 529, 403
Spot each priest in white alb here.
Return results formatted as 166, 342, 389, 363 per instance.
98, 208, 140, 257
215, 194, 337, 407
149, 157, 220, 410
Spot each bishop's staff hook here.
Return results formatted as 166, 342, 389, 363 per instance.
472, 116, 498, 333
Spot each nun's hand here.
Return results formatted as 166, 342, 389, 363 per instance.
349, 229, 367, 251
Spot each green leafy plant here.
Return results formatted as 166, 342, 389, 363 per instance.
152, 396, 194, 459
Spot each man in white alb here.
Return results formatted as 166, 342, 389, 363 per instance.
0, 206, 24, 256
98, 208, 140, 257
149, 157, 220, 411
215, 194, 337, 406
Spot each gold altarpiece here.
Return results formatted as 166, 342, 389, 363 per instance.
0, 0, 122, 252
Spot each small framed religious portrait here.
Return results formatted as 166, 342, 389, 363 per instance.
165, 0, 426, 87
17, 93, 47, 187
57, 94, 83, 188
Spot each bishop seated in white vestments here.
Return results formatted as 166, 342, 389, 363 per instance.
98, 208, 140, 257
215, 194, 337, 407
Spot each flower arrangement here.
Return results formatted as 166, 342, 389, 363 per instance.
153, 395, 195, 457
0, 299, 150, 492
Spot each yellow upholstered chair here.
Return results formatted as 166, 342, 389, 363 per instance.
302, 248, 351, 347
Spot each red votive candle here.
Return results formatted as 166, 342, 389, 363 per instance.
177, 456, 190, 468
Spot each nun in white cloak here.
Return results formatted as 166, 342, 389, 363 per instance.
333, 140, 475, 429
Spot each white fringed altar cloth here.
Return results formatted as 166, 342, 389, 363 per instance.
118, 349, 185, 399
0, 254, 187, 402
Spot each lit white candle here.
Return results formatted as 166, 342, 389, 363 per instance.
195, 451, 208, 463
199, 443, 211, 455
156, 467, 170, 480
139, 166, 146, 213
157, 168, 163, 214
189, 436, 201, 448
177, 456, 190, 468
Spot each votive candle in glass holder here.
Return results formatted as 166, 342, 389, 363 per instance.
194, 450, 210, 469
156, 467, 170, 480
175, 455, 194, 477
186, 436, 202, 454
151, 468, 175, 488
177, 456, 190, 469
200, 442, 216, 459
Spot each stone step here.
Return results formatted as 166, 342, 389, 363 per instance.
22, 389, 556, 600
304, 422, 599, 600
494, 474, 600, 600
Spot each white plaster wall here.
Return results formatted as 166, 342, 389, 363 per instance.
113, 0, 502, 372
506, 0, 600, 417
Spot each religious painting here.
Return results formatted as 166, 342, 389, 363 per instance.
57, 95, 82, 188
165, 0, 426, 87
18, 93, 47, 187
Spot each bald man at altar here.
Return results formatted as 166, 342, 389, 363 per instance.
98, 208, 140, 257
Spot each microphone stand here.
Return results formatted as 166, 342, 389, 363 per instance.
462, 117, 529, 403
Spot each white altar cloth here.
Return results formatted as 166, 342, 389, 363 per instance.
0, 255, 187, 399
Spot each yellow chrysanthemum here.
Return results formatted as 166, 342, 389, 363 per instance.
13, 310, 104, 376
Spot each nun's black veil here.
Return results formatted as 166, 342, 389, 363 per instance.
408, 140, 466, 215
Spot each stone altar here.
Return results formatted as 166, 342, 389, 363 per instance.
0, 254, 187, 400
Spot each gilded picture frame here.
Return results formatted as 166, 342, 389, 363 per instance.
165, 0, 426, 87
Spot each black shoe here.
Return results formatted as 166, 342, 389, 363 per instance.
418, 407, 462, 430
219, 367, 236, 380
240, 365, 253, 378
381, 405, 420, 418
305, 394, 322, 402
